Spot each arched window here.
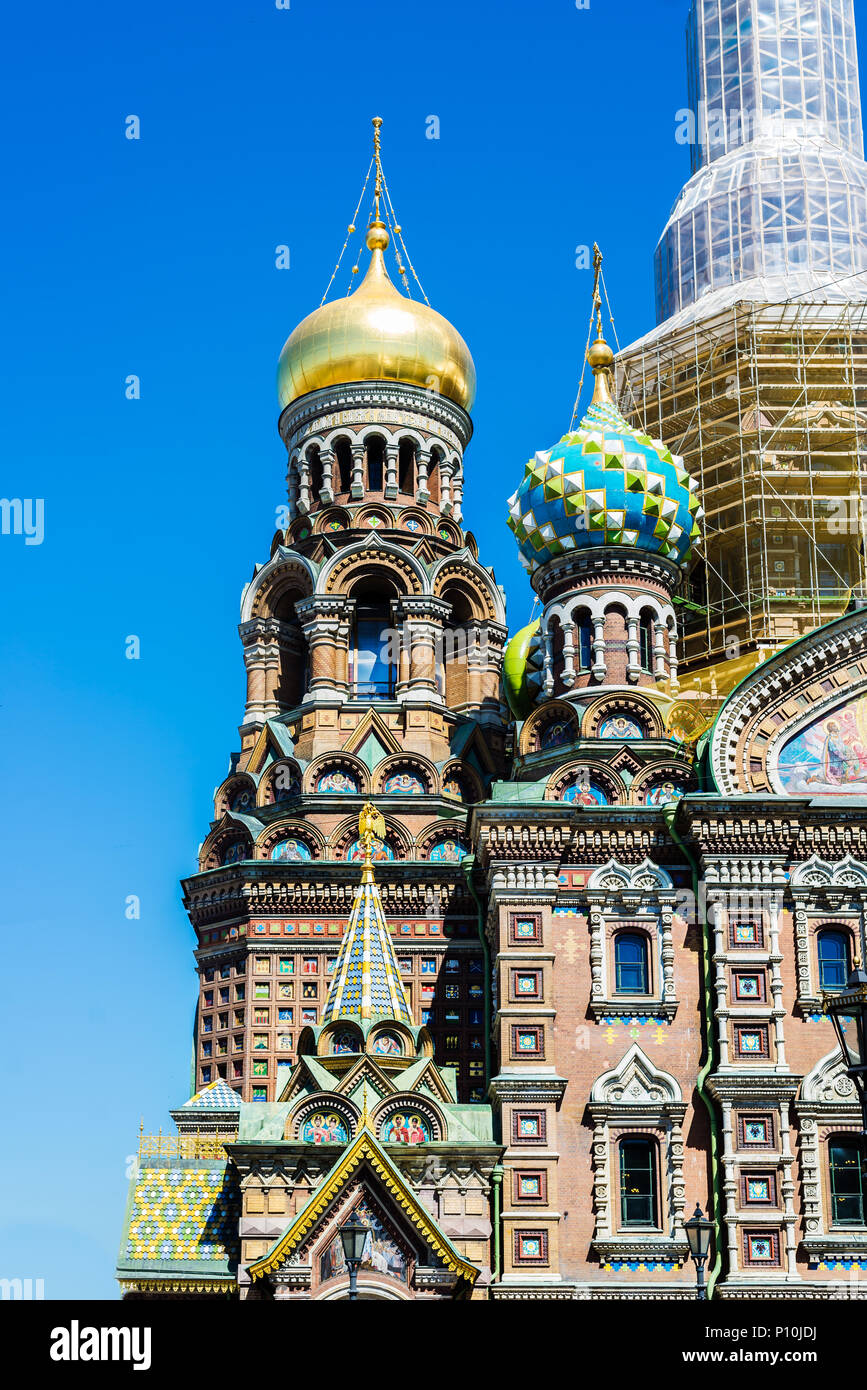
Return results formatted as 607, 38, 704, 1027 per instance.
428, 452, 441, 505
615, 933, 650, 994
829, 1137, 866, 1225
307, 447, 323, 501
619, 1137, 658, 1227
639, 612, 655, 672
817, 930, 850, 992
366, 436, 385, 492
398, 439, 416, 495
335, 440, 353, 494
350, 585, 396, 697
576, 612, 593, 669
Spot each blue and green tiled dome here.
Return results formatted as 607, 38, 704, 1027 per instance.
507, 342, 703, 573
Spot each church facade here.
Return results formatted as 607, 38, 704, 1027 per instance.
116, 118, 867, 1301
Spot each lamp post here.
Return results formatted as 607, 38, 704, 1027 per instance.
684, 1202, 714, 1301
824, 957, 867, 1136
339, 1211, 369, 1302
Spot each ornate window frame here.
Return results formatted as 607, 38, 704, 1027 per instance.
796, 1048, 867, 1265
588, 1044, 688, 1264
790, 856, 867, 1014
586, 860, 679, 1021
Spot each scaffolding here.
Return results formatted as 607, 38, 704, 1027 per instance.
617, 299, 867, 670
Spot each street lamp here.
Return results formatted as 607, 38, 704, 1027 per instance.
684, 1202, 714, 1301
824, 957, 867, 1136
339, 1211, 369, 1301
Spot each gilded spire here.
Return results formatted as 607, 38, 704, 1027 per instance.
321, 803, 413, 1025
587, 243, 615, 406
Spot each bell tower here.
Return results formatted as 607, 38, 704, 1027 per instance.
182, 120, 508, 1107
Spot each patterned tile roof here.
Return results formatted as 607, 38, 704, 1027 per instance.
507, 398, 703, 573
322, 879, 412, 1026
122, 1160, 240, 1269
181, 1079, 242, 1111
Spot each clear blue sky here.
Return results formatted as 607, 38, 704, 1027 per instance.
2, 0, 860, 1300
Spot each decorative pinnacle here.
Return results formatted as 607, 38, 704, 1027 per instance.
587, 242, 614, 405
357, 801, 386, 884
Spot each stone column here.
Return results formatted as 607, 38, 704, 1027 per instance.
394, 597, 451, 704
319, 448, 335, 504
720, 1100, 740, 1274
295, 596, 351, 703
384, 445, 399, 499
286, 462, 299, 522
561, 621, 576, 689
351, 445, 365, 500
297, 456, 311, 515
653, 620, 667, 680
542, 624, 554, 698
768, 893, 787, 1070
626, 616, 640, 682
416, 448, 431, 503
591, 615, 606, 682
452, 465, 464, 524
667, 622, 680, 692
440, 462, 453, 513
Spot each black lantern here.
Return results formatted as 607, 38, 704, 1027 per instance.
684, 1202, 714, 1301
339, 1211, 369, 1301
824, 959, 867, 1135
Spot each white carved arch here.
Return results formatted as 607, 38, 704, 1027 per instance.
591, 1043, 683, 1105
240, 549, 319, 623
801, 1047, 859, 1105
587, 858, 675, 893
790, 854, 867, 890
315, 536, 432, 597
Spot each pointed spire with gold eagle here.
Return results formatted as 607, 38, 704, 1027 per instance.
321, 803, 413, 1026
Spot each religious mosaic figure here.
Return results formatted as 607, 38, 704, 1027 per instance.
317, 769, 360, 794
775, 695, 867, 794
270, 837, 312, 862
599, 714, 643, 740
383, 771, 425, 794
429, 838, 467, 863
562, 777, 607, 807
302, 1111, 348, 1144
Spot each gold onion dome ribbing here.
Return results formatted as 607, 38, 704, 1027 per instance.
277, 219, 476, 412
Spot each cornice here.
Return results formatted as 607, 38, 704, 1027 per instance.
278, 380, 473, 451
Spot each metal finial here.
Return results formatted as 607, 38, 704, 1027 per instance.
372, 116, 383, 219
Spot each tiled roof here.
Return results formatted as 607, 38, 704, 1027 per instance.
181, 1079, 242, 1111
322, 880, 412, 1026
121, 1160, 240, 1269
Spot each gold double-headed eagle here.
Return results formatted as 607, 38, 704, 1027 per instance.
358, 802, 386, 882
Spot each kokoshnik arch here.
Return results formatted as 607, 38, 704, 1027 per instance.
117, 8, 867, 1296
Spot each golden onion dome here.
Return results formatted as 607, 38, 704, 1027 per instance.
277, 221, 476, 412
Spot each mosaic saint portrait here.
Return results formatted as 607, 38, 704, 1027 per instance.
229, 788, 254, 811
599, 714, 643, 740
347, 836, 394, 862
371, 1031, 402, 1056
383, 771, 425, 795
428, 837, 468, 863
383, 1112, 429, 1144
561, 778, 608, 806
270, 837, 312, 862
318, 1197, 408, 1284
644, 780, 684, 806
301, 1111, 349, 1145
221, 841, 247, 865
317, 769, 360, 794
773, 694, 867, 794
540, 719, 572, 749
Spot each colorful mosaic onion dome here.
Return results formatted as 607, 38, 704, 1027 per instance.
277, 219, 476, 412
507, 336, 703, 573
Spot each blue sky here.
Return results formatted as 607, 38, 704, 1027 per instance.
1, 0, 856, 1300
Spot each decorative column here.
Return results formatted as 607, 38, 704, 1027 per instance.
440, 462, 453, 513
452, 465, 464, 523
319, 448, 335, 504
591, 615, 606, 682
351, 444, 365, 499
653, 620, 667, 680
720, 1100, 740, 1274
561, 621, 576, 690
416, 448, 431, 503
297, 456, 311, 515
384, 444, 399, 499
767, 893, 787, 1071
295, 596, 352, 703
542, 623, 554, 698
587, 894, 606, 1008
393, 597, 451, 704
667, 622, 679, 692
659, 894, 677, 1008
778, 1098, 798, 1275
626, 616, 640, 682
286, 462, 299, 523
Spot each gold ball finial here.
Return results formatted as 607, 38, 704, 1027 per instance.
587, 335, 615, 371
366, 218, 390, 252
